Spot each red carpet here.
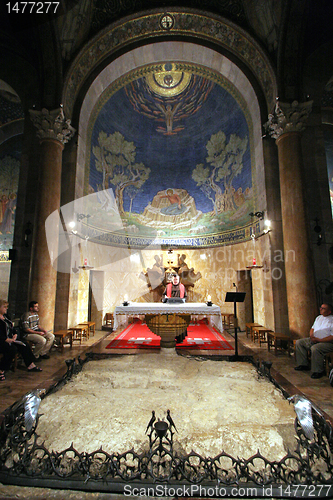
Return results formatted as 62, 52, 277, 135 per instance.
106, 322, 233, 350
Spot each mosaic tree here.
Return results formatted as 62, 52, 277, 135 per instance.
192, 130, 248, 214
93, 130, 150, 215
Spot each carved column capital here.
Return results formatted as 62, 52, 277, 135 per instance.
265, 100, 313, 140
29, 107, 75, 145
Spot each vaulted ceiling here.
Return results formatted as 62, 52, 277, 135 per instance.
0, 0, 332, 112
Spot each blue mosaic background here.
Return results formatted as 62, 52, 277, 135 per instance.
87, 68, 254, 246
0, 135, 21, 250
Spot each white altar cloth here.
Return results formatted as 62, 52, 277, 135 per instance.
113, 302, 223, 333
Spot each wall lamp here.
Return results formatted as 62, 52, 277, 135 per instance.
24, 221, 33, 247
263, 219, 272, 234
250, 213, 272, 239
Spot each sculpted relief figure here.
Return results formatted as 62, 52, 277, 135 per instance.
178, 254, 202, 288
146, 255, 165, 290
140, 253, 202, 301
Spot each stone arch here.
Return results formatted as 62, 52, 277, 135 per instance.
61, 10, 278, 226
57, 12, 280, 331
74, 41, 270, 217
62, 9, 277, 120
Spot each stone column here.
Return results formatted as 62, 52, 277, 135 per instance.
29, 107, 75, 331
54, 137, 79, 331
262, 136, 289, 335
266, 101, 317, 338
90, 270, 105, 330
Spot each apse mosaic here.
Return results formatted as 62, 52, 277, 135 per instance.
84, 63, 255, 248
0, 136, 21, 252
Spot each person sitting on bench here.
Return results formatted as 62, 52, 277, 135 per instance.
294, 303, 333, 379
0, 299, 42, 379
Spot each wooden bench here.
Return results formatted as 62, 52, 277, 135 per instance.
252, 326, 273, 346
79, 321, 96, 337
268, 332, 292, 356
102, 313, 114, 331
12, 339, 34, 371
325, 352, 333, 375
77, 324, 90, 340
221, 313, 234, 328
245, 322, 262, 338
69, 324, 89, 344
54, 330, 73, 350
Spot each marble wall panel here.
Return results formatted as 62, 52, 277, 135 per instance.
72, 236, 276, 332
0, 261, 10, 301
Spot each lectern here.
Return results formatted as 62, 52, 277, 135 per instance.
225, 291, 246, 360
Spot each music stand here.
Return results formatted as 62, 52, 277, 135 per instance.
225, 292, 246, 360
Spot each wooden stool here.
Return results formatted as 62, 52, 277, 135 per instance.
267, 332, 292, 356
12, 353, 19, 372
70, 325, 88, 344
325, 353, 333, 375
54, 330, 73, 350
76, 324, 90, 340
222, 313, 234, 328
12, 339, 34, 371
252, 326, 273, 346
105, 313, 113, 326
80, 321, 95, 337
245, 322, 262, 338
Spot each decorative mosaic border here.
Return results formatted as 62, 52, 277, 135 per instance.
63, 9, 277, 117
80, 221, 260, 249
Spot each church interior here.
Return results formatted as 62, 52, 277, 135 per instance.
1, 0, 333, 497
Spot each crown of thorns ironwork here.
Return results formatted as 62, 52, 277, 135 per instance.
1, 354, 333, 495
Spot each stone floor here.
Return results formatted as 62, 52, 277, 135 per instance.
1, 325, 333, 421
236, 330, 333, 422
0, 324, 333, 499
0, 330, 112, 415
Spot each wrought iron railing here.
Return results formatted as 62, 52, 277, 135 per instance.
0, 353, 332, 497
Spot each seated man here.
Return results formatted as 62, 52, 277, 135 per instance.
162, 273, 187, 301
21, 301, 55, 360
295, 303, 333, 379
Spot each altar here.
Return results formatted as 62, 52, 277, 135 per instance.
113, 302, 223, 348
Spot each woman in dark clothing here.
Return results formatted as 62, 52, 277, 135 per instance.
0, 299, 41, 380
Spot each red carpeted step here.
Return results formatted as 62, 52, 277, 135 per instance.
106, 322, 233, 350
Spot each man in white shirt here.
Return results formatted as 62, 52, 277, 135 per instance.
295, 303, 333, 379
